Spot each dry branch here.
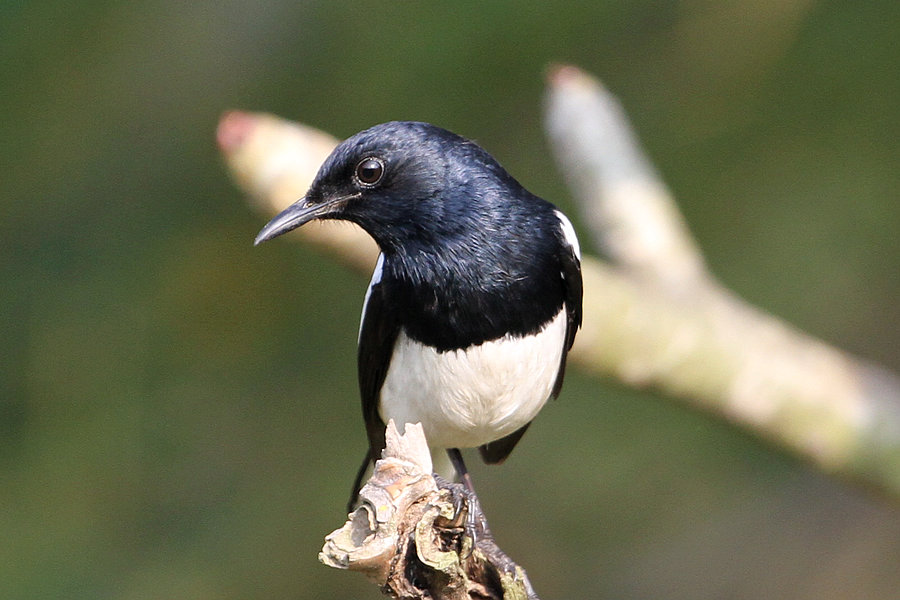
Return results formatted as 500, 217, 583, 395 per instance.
217, 67, 900, 501
320, 420, 538, 600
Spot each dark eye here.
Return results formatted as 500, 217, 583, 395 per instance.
355, 157, 384, 186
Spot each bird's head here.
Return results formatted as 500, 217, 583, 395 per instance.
254, 121, 520, 252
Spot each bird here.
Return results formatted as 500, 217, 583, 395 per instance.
255, 121, 583, 510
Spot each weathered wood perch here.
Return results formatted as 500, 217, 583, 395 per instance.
320, 420, 538, 600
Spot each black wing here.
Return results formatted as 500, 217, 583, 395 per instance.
356, 265, 401, 463
347, 264, 401, 510
551, 234, 583, 398
553, 212, 584, 398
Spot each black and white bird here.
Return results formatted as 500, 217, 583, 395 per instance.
255, 121, 582, 508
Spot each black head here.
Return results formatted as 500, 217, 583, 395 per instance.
254, 121, 530, 252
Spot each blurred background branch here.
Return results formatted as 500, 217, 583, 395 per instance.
219, 66, 900, 501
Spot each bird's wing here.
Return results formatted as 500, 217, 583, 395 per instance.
551, 210, 583, 398
357, 254, 400, 460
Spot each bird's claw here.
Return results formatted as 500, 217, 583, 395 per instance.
433, 474, 491, 559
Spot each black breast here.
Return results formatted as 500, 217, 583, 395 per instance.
383, 219, 566, 352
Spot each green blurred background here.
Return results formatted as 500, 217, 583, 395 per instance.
2, 2, 898, 599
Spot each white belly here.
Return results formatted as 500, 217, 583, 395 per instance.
378, 309, 567, 449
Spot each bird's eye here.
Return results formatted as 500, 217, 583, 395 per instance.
355, 157, 384, 187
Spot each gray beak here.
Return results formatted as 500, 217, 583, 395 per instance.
254, 197, 324, 246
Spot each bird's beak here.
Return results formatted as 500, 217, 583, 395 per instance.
254, 196, 333, 246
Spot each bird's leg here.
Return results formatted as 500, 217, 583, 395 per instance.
443, 448, 485, 548
446, 448, 476, 494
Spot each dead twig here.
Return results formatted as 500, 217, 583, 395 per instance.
320, 421, 538, 600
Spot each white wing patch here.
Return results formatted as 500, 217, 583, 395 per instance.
554, 209, 581, 259
358, 253, 385, 342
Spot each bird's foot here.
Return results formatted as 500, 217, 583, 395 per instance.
432, 473, 492, 558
